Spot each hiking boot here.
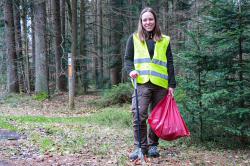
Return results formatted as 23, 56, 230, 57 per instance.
129, 148, 147, 161
148, 146, 160, 158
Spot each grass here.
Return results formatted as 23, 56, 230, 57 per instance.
86, 105, 132, 128
0, 117, 17, 131
2, 104, 132, 128
0, 105, 133, 155
40, 137, 55, 153
32, 92, 49, 101
94, 143, 111, 155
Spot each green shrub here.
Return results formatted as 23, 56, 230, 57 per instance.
33, 92, 49, 101
89, 82, 133, 107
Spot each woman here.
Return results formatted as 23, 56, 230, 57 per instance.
124, 7, 176, 161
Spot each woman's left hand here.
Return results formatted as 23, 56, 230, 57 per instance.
168, 87, 174, 96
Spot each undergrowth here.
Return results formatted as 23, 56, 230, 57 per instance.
88, 82, 133, 107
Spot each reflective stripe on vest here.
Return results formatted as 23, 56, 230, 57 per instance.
133, 33, 170, 89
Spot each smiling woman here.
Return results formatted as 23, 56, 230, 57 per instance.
124, 7, 176, 161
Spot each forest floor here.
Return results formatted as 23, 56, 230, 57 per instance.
0, 93, 249, 166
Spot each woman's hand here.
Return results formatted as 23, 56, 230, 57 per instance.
168, 87, 174, 96
129, 70, 139, 79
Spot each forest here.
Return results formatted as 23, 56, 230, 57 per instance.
0, 0, 249, 165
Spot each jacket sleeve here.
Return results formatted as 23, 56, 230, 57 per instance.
124, 34, 134, 75
167, 43, 177, 88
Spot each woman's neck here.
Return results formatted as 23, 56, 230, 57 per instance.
146, 31, 154, 39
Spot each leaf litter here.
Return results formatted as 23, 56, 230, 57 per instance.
0, 93, 249, 165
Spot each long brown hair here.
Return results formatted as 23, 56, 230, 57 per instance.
137, 7, 162, 42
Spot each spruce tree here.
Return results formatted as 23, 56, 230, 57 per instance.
181, 0, 250, 143
203, 0, 250, 142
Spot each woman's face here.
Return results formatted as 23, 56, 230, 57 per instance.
141, 11, 155, 32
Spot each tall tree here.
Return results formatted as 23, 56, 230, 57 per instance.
110, 0, 123, 85
21, 0, 31, 94
202, 0, 250, 141
92, 0, 98, 88
52, 0, 64, 91
4, 0, 19, 93
69, 0, 77, 109
96, 0, 103, 88
13, 0, 25, 93
66, 0, 72, 27
60, 0, 65, 49
80, 0, 88, 92
34, 0, 48, 94
180, 0, 250, 142
30, 1, 36, 89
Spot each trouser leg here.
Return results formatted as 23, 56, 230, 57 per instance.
132, 84, 151, 150
148, 85, 167, 146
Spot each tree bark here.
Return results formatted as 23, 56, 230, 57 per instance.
34, 1, 48, 94
21, 0, 31, 94
66, 0, 72, 27
97, 0, 103, 88
31, 1, 36, 91
4, 0, 19, 93
69, 0, 77, 109
52, 0, 65, 91
13, 0, 25, 93
80, 0, 88, 93
238, 0, 244, 107
110, 0, 122, 85
93, 0, 98, 88
60, 0, 65, 49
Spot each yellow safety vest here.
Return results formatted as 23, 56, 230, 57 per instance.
133, 33, 170, 89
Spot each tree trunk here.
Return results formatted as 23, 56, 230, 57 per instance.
80, 0, 88, 93
107, 0, 112, 88
66, 0, 72, 27
59, 0, 67, 92
34, 1, 48, 94
69, 0, 77, 110
60, 0, 65, 49
128, 0, 134, 33
4, 0, 19, 93
110, 0, 122, 85
238, 0, 244, 107
162, 1, 169, 34
46, 0, 52, 91
97, 0, 103, 88
30, 2, 35, 91
13, 0, 25, 93
92, 0, 98, 88
21, 0, 31, 94
52, 0, 65, 91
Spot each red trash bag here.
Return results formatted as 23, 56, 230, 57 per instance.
148, 94, 190, 141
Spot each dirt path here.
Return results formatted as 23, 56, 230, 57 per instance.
1, 138, 249, 166
0, 93, 249, 165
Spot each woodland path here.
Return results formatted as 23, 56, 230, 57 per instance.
0, 93, 249, 166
